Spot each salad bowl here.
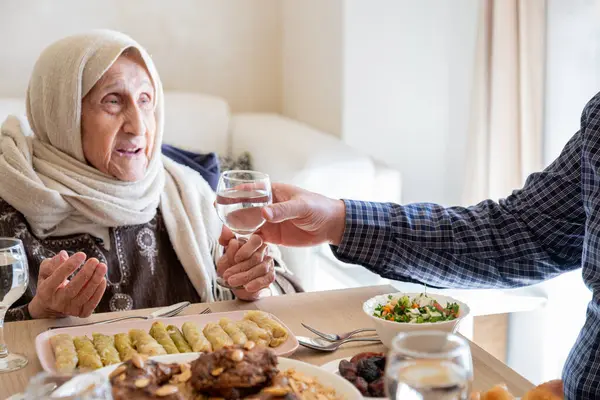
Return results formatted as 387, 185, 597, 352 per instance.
363, 292, 470, 348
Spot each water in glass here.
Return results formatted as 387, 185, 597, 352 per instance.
215, 170, 272, 240
385, 331, 473, 400
0, 238, 29, 372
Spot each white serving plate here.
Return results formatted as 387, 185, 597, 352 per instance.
35, 310, 299, 373
321, 357, 386, 400
53, 354, 362, 400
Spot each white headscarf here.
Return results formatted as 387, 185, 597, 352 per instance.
0, 30, 227, 302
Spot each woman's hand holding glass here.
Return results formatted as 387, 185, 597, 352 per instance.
216, 230, 275, 301
28, 251, 107, 319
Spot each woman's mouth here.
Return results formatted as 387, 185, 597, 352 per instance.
115, 147, 143, 158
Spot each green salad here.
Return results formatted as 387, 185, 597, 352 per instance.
373, 294, 460, 323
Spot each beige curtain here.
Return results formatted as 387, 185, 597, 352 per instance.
463, 0, 546, 204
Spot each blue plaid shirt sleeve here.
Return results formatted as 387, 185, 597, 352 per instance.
331, 130, 586, 289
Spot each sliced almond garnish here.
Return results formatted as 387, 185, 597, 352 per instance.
262, 386, 291, 396
229, 349, 244, 362
134, 378, 150, 388
174, 368, 192, 383
109, 365, 127, 379
211, 367, 225, 376
155, 385, 179, 396
131, 353, 145, 369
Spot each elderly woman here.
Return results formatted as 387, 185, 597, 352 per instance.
2, 30, 290, 322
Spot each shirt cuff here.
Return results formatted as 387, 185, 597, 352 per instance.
5, 303, 33, 322
330, 199, 394, 268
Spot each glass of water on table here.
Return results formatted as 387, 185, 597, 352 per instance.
385, 331, 473, 400
215, 170, 272, 288
0, 238, 29, 372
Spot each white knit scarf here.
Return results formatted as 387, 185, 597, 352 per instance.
0, 30, 230, 302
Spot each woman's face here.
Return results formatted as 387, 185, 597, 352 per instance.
81, 53, 156, 182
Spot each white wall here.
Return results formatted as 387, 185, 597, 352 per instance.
281, 0, 480, 205
543, 0, 600, 163
343, 0, 479, 205
0, 0, 282, 113
282, 0, 343, 137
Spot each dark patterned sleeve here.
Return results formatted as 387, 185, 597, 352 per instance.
331, 127, 585, 289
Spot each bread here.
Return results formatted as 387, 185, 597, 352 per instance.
480, 384, 515, 400
473, 380, 563, 400
523, 380, 563, 400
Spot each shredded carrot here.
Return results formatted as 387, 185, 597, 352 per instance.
412, 303, 419, 309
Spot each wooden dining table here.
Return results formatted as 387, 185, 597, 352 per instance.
1, 285, 534, 398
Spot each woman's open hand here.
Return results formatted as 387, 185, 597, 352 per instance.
28, 251, 107, 319
216, 230, 275, 301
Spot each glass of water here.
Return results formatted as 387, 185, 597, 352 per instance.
215, 170, 272, 242
385, 331, 473, 400
24, 371, 112, 399
0, 238, 29, 372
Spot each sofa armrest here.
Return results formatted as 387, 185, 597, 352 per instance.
229, 113, 401, 202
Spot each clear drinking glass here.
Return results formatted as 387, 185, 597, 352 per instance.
0, 238, 29, 372
24, 371, 112, 399
215, 170, 272, 242
385, 331, 473, 400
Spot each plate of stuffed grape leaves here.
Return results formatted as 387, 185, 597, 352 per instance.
35, 310, 298, 373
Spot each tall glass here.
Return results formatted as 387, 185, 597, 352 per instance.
385, 331, 473, 400
215, 170, 272, 242
0, 238, 29, 372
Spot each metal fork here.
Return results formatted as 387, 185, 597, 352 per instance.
48, 301, 191, 330
199, 307, 212, 314
297, 335, 381, 352
301, 323, 377, 342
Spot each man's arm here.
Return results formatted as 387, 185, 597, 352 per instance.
332, 129, 585, 289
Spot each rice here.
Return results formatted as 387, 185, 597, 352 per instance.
280, 368, 342, 400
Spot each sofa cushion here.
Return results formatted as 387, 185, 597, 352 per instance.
163, 92, 231, 155
218, 151, 253, 172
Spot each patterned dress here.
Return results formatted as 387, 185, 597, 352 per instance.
3, 199, 203, 322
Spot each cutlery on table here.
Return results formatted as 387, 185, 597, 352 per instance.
301, 323, 377, 342
48, 301, 191, 330
199, 307, 212, 315
297, 335, 382, 352
216, 276, 244, 290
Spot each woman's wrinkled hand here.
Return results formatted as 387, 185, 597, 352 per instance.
216, 230, 275, 301
28, 251, 107, 319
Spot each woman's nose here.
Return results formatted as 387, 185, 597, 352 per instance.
122, 105, 145, 136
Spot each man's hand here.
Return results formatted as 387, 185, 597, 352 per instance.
256, 183, 347, 247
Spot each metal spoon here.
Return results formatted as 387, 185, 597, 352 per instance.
297, 335, 382, 352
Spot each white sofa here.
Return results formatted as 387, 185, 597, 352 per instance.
0, 91, 403, 290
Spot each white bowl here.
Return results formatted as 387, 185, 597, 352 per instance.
363, 292, 470, 348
